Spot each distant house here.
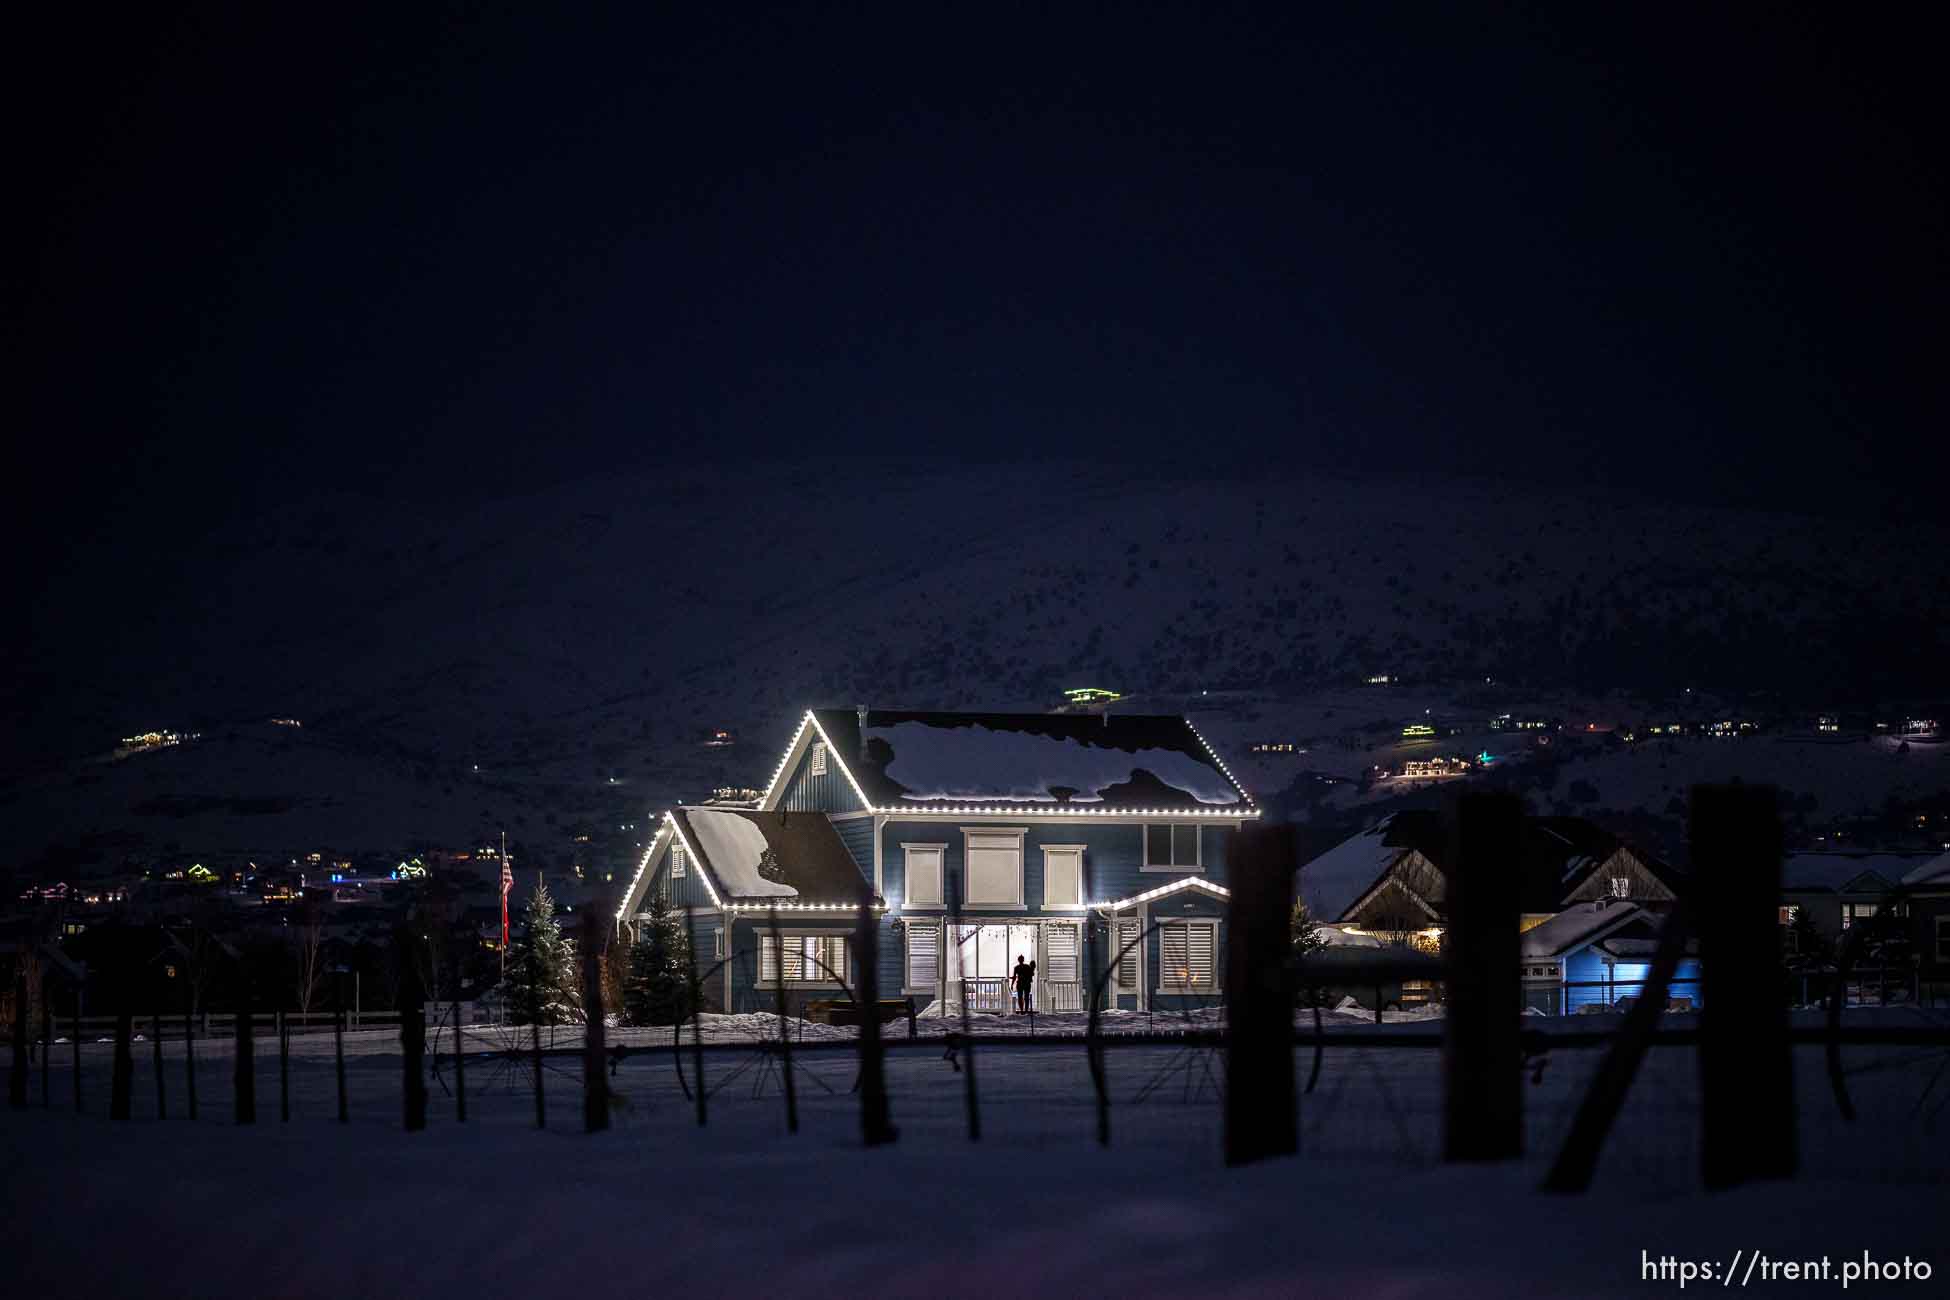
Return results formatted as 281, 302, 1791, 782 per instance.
1895, 852, 1950, 997
1296, 812, 1682, 943
1778, 853, 1930, 950
1520, 901, 1702, 1014
617, 708, 1257, 1015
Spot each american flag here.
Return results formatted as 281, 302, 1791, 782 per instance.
499, 842, 513, 947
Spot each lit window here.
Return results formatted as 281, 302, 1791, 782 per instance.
961, 829, 1025, 907
1158, 921, 1219, 992
1609, 876, 1630, 900
901, 844, 945, 908
759, 934, 847, 986
1043, 846, 1084, 908
713, 927, 725, 960
670, 845, 686, 878
808, 741, 827, 776
1144, 824, 1201, 871
1841, 902, 1878, 930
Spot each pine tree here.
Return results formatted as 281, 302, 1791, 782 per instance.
503, 879, 582, 1024
1291, 900, 1330, 1008
623, 896, 693, 1026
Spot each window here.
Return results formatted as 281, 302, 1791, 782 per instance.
1778, 905, 1799, 926
1114, 918, 1140, 990
1043, 846, 1084, 908
671, 845, 686, 877
808, 741, 827, 775
1609, 876, 1630, 899
902, 844, 945, 908
714, 927, 725, 960
905, 922, 939, 991
1045, 923, 1079, 984
1842, 902, 1879, 930
962, 829, 1025, 907
759, 934, 848, 986
1144, 823, 1201, 871
1158, 921, 1218, 992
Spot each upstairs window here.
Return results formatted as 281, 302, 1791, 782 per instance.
962, 829, 1025, 907
1609, 875, 1630, 899
1144, 824, 1201, 871
808, 741, 827, 775
1043, 846, 1084, 908
902, 844, 945, 908
671, 845, 686, 877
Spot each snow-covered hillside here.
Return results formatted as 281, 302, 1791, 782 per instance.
5, 463, 1945, 870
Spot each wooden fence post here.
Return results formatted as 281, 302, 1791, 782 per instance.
182, 978, 197, 1120
1444, 792, 1523, 1162
8, 965, 25, 1109
401, 925, 427, 1133
855, 890, 895, 1146
279, 1008, 290, 1122
152, 1004, 165, 1119
453, 948, 468, 1124
684, 902, 706, 1128
234, 978, 255, 1125
1693, 784, 1793, 1189
582, 904, 609, 1134
111, 976, 133, 1121
334, 968, 348, 1124
529, 943, 546, 1130
1224, 822, 1297, 1166
948, 872, 980, 1142
71, 992, 83, 1113
767, 906, 798, 1134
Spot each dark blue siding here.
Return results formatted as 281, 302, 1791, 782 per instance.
779, 743, 866, 812
831, 816, 875, 887
879, 818, 1236, 914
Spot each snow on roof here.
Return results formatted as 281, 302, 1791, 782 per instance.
1902, 851, 1950, 887
1315, 924, 1382, 949
811, 710, 1251, 809
1298, 816, 1413, 922
1781, 853, 1924, 893
681, 809, 798, 897
1520, 901, 1647, 959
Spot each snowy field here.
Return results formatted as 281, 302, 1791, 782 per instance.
9, 1011, 1947, 1297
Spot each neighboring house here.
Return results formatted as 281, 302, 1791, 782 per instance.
1296, 811, 1681, 943
1897, 852, 1950, 995
1778, 853, 1930, 951
616, 708, 1258, 1014
1519, 900, 1703, 1014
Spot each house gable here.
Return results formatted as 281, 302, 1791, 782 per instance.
1342, 851, 1444, 928
761, 712, 871, 814
1562, 847, 1678, 905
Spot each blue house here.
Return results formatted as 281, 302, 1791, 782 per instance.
615, 708, 1259, 1015
1519, 900, 1704, 1014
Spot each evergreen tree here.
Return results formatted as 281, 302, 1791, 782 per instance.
622, 896, 693, 1026
502, 879, 582, 1024
1291, 900, 1330, 1008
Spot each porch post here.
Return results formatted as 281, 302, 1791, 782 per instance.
1137, 902, 1150, 1012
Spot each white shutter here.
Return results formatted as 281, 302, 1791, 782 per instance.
1160, 922, 1216, 990
905, 847, 943, 906
759, 935, 778, 984
1045, 923, 1079, 983
906, 923, 938, 990
1115, 919, 1140, 989
1043, 848, 1082, 907
965, 833, 1022, 905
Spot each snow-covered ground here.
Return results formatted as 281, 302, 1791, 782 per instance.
10, 1008, 1946, 1296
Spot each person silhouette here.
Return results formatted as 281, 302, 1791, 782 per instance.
1012, 953, 1036, 1014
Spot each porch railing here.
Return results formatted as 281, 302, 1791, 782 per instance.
1041, 980, 1084, 1012
959, 978, 1009, 1014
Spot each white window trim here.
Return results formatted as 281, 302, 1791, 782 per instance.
902, 918, 941, 995
900, 842, 948, 911
1041, 844, 1087, 910
958, 826, 1027, 910
757, 930, 851, 989
713, 926, 725, 960
670, 844, 686, 877
1141, 822, 1205, 872
808, 741, 827, 775
1155, 918, 1221, 994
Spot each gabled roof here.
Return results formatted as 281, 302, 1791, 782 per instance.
1300, 811, 1665, 924
667, 807, 871, 909
1521, 901, 1651, 959
796, 708, 1254, 814
1901, 851, 1950, 888
1783, 853, 1931, 893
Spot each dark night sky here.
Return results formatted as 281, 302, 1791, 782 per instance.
13, 2, 1945, 559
